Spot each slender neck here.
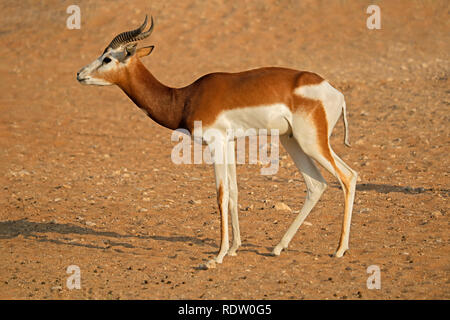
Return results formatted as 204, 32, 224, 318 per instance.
116, 58, 184, 130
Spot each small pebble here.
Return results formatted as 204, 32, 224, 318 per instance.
273, 202, 292, 212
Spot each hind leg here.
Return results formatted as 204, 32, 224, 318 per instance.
292, 115, 357, 257
300, 144, 356, 257
272, 135, 328, 256
331, 150, 357, 256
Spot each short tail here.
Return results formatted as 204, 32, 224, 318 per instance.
342, 100, 351, 147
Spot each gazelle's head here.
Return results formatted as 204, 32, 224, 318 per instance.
77, 15, 155, 86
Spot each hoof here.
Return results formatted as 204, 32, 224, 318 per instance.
198, 259, 217, 270
271, 245, 283, 256
334, 247, 348, 258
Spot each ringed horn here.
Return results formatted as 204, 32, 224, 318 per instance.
105, 15, 154, 50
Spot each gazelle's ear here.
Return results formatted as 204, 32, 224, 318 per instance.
136, 46, 155, 58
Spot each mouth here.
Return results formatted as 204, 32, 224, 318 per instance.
76, 74, 112, 86
77, 75, 89, 84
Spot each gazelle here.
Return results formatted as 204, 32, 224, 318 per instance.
77, 16, 357, 269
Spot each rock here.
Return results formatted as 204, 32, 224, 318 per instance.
8, 169, 30, 177
85, 221, 96, 227
431, 211, 442, 218
273, 202, 292, 212
112, 170, 121, 176
188, 199, 202, 205
303, 221, 312, 226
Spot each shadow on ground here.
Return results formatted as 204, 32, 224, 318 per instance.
330, 183, 446, 194
0, 219, 216, 250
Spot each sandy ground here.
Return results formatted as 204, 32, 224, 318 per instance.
0, 0, 448, 299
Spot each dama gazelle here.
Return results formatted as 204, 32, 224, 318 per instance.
77, 16, 357, 269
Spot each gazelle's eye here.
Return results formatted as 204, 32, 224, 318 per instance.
103, 57, 112, 64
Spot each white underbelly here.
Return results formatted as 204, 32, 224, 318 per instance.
205, 103, 293, 139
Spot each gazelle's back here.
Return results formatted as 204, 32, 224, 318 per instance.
181, 67, 325, 132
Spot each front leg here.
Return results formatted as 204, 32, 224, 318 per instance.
202, 138, 230, 269
227, 141, 241, 256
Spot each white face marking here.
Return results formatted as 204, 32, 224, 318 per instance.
77, 47, 128, 86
